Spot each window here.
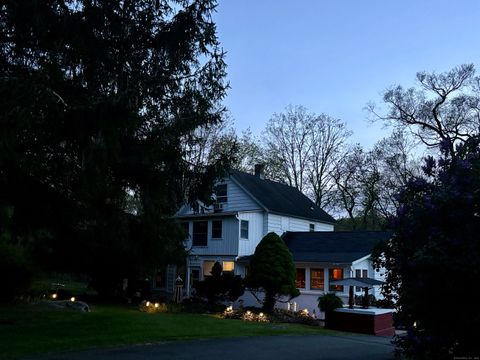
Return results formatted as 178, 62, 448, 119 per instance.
203, 261, 216, 277
355, 269, 368, 292
240, 220, 249, 239
222, 261, 235, 272
192, 221, 208, 246
203, 260, 234, 276
295, 268, 306, 289
309, 223, 315, 232
181, 222, 189, 239
212, 220, 222, 238
329, 268, 344, 292
310, 268, 324, 290
214, 184, 228, 203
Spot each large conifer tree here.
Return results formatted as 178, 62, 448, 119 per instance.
0, 0, 228, 295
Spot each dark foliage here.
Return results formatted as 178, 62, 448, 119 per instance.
0, 1, 228, 296
194, 261, 244, 306
245, 232, 299, 311
373, 137, 480, 359
318, 293, 343, 312
374, 298, 395, 309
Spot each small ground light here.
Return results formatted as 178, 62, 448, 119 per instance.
70, 297, 76, 302
146, 301, 150, 307
226, 306, 233, 312
302, 308, 309, 315
51, 293, 58, 299
154, 303, 159, 308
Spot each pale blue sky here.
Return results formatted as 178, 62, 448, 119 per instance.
213, 0, 480, 148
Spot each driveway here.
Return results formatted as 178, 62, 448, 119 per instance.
30, 334, 395, 360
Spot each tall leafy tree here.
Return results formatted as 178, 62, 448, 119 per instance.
369, 64, 480, 157
0, 0, 228, 295
264, 105, 351, 209
373, 137, 480, 359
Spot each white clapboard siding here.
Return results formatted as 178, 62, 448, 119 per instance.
267, 213, 334, 235
237, 211, 264, 256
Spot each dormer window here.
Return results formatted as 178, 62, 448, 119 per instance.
214, 184, 228, 203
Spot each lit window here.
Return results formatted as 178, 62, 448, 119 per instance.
329, 268, 344, 292
309, 223, 315, 232
212, 220, 222, 238
215, 184, 228, 203
222, 261, 234, 272
310, 268, 324, 290
295, 268, 306, 289
203, 261, 216, 277
192, 221, 208, 246
240, 220, 249, 239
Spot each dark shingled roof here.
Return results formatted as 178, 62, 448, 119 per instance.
282, 231, 393, 263
230, 170, 335, 223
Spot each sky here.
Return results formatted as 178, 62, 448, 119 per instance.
213, 0, 480, 148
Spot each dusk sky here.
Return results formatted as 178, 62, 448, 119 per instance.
214, 0, 480, 148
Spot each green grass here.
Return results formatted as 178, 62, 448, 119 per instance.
0, 303, 335, 359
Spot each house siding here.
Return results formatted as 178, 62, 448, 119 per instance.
237, 211, 264, 256
267, 213, 334, 235
227, 178, 262, 211
185, 216, 239, 256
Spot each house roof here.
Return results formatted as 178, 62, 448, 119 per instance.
282, 231, 393, 264
230, 170, 335, 223
330, 277, 385, 287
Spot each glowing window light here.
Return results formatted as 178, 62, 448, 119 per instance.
154, 303, 159, 308
222, 261, 235, 272
146, 301, 150, 307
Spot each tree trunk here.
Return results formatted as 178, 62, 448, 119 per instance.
263, 291, 276, 312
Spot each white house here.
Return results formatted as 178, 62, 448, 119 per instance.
173, 165, 334, 293
154, 165, 391, 312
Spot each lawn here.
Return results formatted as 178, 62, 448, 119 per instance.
0, 303, 334, 359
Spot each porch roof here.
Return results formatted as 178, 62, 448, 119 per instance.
330, 277, 385, 287
282, 230, 393, 263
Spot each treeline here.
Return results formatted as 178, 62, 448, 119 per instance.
187, 64, 480, 230
187, 106, 419, 230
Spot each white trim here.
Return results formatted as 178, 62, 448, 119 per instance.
352, 254, 371, 265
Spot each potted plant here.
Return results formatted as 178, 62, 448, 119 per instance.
318, 293, 343, 326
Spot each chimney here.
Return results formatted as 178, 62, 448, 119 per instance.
254, 164, 265, 179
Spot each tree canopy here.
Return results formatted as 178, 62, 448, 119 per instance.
0, 0, 228, 295
373, 137, 480, 358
